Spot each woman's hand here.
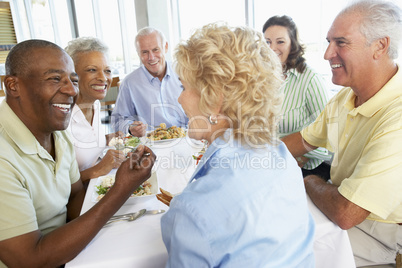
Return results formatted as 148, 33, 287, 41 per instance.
129, 121, 147, 137
96, 149, 126, 175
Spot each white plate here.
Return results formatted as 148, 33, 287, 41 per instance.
145, 128, 187, 145
91, 172, 158, 205
147, 137, 184, 144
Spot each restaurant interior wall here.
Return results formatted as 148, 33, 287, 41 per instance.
0, 0, 401, 94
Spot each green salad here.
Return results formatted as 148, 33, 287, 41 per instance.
95, 175, 152, 201
125, 136, 140, 147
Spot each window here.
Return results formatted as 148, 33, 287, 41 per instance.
4, 0, 402, 79
74, 0, 96, 37
176, 0, 245, 41
97, 0, 124, 75
51, 0, 72, 47
26, 0, 54, 42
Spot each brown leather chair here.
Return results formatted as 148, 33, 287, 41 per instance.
0, 75, 5, 97
101, 76, 120, 123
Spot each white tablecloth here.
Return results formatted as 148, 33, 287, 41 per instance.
66, 138, 355, 268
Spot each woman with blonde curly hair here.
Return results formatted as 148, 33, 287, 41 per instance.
160, 23, 315, 267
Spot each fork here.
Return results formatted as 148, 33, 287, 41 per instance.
104, 209, 147, 227
104, 209, 165, 227
109, 209, 165, 221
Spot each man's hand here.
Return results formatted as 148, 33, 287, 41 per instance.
113, 145, 156, 199
129, 121, 147, 137
296, 155, 309, 167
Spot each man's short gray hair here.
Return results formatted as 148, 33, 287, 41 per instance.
135, 27, 167, 53
340, 0, 402, 59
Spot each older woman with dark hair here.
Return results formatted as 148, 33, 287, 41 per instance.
160, 23, 315, 267
263, 15, 330, 180
65, 37, 125, 183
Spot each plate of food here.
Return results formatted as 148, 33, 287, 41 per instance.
101, 135, 145, 158
146, 123, 186, 144
92, 172, 158, 204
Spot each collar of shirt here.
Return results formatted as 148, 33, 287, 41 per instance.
343, 64, 402, 118
140, 61, 171, 84
0, 100, 65, 162
286, 68, 299, 78
71, 99, 100, 124
281, 68, 298, 90
189, 129, 233, 183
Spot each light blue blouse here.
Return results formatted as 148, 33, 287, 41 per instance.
161, 131, 315, 268
111, 61, 188, 133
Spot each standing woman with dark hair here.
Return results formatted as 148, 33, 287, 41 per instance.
263, 15, 331, 180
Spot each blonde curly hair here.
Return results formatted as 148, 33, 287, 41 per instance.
175, 23, 283, 146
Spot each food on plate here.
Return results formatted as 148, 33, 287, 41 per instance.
147, 123, 186, 141
125, 136, 140, 147
96, 175, 152, 201
156, 188, 174, 206
192, 154, 204, 165
192, 140, 207, 165
108, 137, 124, 147
108, 136, 141, 156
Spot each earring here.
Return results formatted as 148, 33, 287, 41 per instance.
208, 115, 218, 125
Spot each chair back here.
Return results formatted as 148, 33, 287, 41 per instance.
101, 76, 120, 106
0, 75, 5, 97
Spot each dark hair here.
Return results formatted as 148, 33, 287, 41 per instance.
5, 39, 62, 77
262, 15, 306, 73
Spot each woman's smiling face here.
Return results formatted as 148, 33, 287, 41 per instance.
74, 51, 112, 103
264, 25, 292, 66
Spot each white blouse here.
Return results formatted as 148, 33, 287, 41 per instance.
68, 100, 107, 171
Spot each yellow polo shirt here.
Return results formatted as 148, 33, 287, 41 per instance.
0, 100, 80, 243
301, 67, 402, 223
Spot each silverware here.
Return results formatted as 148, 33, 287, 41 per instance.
109, 209, 165, 221
114, 143, 131, 150
115, 143, 151, 157
104, 209, 147, 227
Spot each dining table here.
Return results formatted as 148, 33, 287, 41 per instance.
65, 137, 356, 268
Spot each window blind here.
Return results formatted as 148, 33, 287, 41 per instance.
0, 2, 17, 64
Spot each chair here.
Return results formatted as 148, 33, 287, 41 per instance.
0, 75, 5, 97
101, 76, 120, 123
397, 253, 401, 268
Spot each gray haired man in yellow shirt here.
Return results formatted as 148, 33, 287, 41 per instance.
282, 0, 402, 267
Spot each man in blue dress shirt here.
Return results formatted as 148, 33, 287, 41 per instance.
111, 27, 188, 136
